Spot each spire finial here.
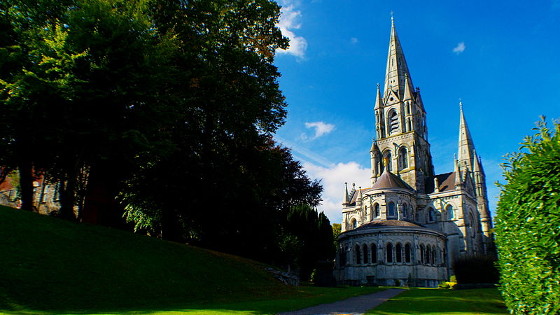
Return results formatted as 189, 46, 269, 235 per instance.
459, 98, 463, 111
390, 11, 395, 26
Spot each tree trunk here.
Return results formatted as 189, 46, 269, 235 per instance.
58, 175, 77, 220
18, 158, 34, 211
81, 164, 127, 229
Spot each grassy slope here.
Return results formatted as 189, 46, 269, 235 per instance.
0, 206, 381, 314
367, 288, 508, 315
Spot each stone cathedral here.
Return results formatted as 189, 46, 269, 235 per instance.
334, 20, 494, 287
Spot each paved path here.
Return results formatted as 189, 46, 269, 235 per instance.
278, 288, 405, 315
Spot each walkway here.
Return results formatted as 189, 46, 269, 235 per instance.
278, 288, 405, 315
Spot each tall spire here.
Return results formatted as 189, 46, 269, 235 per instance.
383, 17, 413, 100
458, 101, 476, 169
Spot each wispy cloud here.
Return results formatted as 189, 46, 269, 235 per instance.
274, 135, 334, 168
277, 1, 308, 59
453, 42, 466, 54
303, 161, 371, 222
302, 121, 335, 141
350, 37, 359, 44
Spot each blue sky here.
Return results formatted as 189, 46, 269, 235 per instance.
273, 0, 560, 223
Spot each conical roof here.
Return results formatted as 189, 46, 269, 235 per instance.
371, 169, 412, 190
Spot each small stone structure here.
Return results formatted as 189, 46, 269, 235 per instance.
265, 267, 299, 286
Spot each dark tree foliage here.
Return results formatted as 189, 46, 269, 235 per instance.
1, 0, 327, 267
451, 255, 499, 284
495, 119, 560, 314
278, 204, 335, 280
1, 0, 176, 219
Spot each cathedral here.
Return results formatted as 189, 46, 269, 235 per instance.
334, 20, 494, 287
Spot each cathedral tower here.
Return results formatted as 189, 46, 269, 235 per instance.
337, 20, 495, 287
457, 104, 494, 252
371, 19, 434, 193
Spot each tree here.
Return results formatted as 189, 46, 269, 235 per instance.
119, 0, 319, 263
280, 204, 335, 280
1, 0, 177, 218
1, 0, 331, 272
0, 0, 83, 211
495, 118, 560, 314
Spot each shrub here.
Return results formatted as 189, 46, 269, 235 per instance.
452, 255, 499, 284
439, 275, 458, 289
495, 119, 560, 314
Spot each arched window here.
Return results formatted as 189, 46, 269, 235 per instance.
355, 244, 362, 264
388, 202, 396, 217
469, 213, 476, 233
426, 246, 432, 265
446, 204, 454, 220
388, 109, 399, 134
363, 244, 369, 264
420, 244, 425, 264
396, 243, 402, 263
432, 247, 437, 265
386, 243, 393, 263
351, 218, 357, 229
398, 146, 408, 170
428, 208, 436, 222
371, 244, 377, 263
402, 203, 408, 219
383, 150, 392, 172
374, 203, 380, 218
405, 243, 411, 263
375, 152, 383, 174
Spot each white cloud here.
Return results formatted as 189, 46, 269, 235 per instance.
303, 161, 371, 223
277, 1, 308, 58
350, 37, 359, 44
453, 42, 466, 54
302, 121, 335, 140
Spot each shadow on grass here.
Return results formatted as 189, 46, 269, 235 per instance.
0, 286, 384, 315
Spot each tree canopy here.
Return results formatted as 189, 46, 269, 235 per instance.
1, 0, 333, 273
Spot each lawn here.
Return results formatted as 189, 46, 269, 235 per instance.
0, 206, 508, 315
0, 206, 381, 314
367, 287, 508, 315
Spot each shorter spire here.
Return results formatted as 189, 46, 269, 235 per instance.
374, 83, 382, 109
458, 101, 476, 169
403, 73, 413, 101
473, 150, 480, 172
454, 158, 462, 187
357, 187, 363, 206
343, 182, 350, 205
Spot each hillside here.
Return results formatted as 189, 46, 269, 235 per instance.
0, 206, 293, 314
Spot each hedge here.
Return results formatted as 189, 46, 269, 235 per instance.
495, 119, 560, 314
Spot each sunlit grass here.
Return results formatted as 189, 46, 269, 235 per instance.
367, 287, 508, 315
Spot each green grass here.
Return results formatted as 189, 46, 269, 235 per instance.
0, 206, 381, 314
367, 288, 508, 315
